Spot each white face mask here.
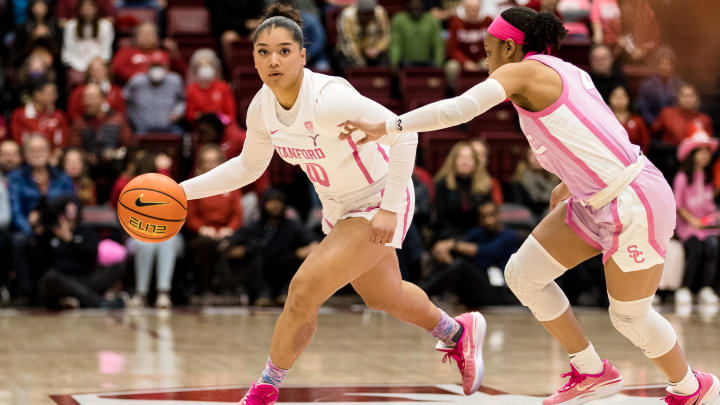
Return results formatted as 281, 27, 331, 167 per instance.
197, 65, 215, 81
148, 66, 167, 83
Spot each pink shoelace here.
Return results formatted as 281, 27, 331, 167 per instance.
442, 347, 465, 373
662, 392, 689, 405
558, 367, 589, 392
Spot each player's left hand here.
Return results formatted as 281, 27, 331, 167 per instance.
338, 120, 387, 145
369, 209, 397, 245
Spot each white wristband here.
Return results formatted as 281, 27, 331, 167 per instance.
385, 117, 402, 136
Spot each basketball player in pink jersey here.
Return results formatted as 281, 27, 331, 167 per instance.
341, 7, 719, 405
180, 4, 486, 405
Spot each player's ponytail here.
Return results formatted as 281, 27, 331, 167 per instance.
253, 2, 304, 45
500, 7, 567, 55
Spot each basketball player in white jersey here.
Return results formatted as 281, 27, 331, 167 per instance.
341, 7, 719, 405
180, 4, 486, 405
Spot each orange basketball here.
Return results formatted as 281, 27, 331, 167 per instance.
117, 173, 187, 243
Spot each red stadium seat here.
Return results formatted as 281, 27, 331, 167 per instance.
378, 0, 405, 17
400, 67, 446, 111
457, 69, 489, 94
324, 6, 345, 49
232, 67, 263, 128
346, 67, 393, 99
369, 97, 404, 115
226, 39, 255, 70
167, 6, 215, 62
419, 129, 469, 174
555, 38, 592, 71
167, 6, 211, 36
623, 64, 653, 98
477, 130, 526, 183
469, 102, 518, 133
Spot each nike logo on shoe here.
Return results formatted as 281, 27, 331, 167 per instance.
135, 194, 168, 207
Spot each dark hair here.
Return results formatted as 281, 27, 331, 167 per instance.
681, 148, 713, 186
500, 7, 567, 55
76, 0, 100, 40
28, 77, 53, 95
252, 3, 304, 45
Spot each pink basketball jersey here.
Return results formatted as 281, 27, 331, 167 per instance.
512, 54, 641, 201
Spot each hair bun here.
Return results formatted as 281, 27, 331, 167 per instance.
263, 3, 303, 29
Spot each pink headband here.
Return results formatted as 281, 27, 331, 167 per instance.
487, 15, 525, 45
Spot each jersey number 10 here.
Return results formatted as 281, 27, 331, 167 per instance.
305, 163, 330, 187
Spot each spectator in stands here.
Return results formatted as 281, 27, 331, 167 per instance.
673, 131, 720, 306
445, 0, 492, 93
609, 85, 650, 154
222, 188, 317, 306
0, 174, 10, 299
0, 140, 23, 177
653, 84, 712, 147
61, 147, 96, 206
108, 147, 145, 208
590, 0, 620, 47
185, 49, 236, 125
36, 196, 126, 309
8, 134, 74, 299
588, 44, 627, 102
71, 83, 131, 156
267, 0, 328, 70
111, 22, 186, 84
61, 0, 114, 74
121, 151, 182, 309
186, 144, 243, 297
433, 141, 501, 241
13, 0, 62, 59
192, 113, 245, 160
616, 0, 660, 63
423, 201, 520, 306
391, 0, 445, 69
509, 147, 560, 217
10, 79, 69, 159
206, 0, 265, 59
56, 0, 115, 26
470, 138, 503, 202
336, 0, 391, 73
123, 51, 185, 135
68, 57, 125, 122
11, 43, 62, 110
634, 46, 683, 125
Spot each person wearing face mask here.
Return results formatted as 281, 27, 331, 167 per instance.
185, 49, 236, 125
390, 0, 445, 69
123, 51, 185, 135
111, 22, 187, 84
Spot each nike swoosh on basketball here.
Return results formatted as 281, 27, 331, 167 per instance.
135, 194, 168, 207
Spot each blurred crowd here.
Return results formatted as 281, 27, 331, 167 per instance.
0, 0, 718, 311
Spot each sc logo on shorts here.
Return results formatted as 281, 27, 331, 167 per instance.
627, 245, 645, 263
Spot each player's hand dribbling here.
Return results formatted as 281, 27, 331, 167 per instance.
550, 182, 570, 211
370, 209, 397, 245
338, 120, 387, 145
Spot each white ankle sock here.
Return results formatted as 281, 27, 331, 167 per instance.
569, 342, 604, 375
669, 366, 699, 396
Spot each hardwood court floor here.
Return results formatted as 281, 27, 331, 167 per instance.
1, 305, 718, 404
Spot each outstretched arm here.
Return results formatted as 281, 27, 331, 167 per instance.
339, 62, 533, 142
181, 97, 274, 200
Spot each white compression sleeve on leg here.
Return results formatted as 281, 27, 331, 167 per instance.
385, 78, 507, 135
504, 235, 570, 322
608, 294, 677, 359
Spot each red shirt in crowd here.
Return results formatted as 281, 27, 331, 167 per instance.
111, 47, 187, 84
621, 114, 650, 154
185, 189, 243, 233
10, 103, 70, 148
446, 15, 492, 63
652, 107, 713, 146
186, 80, 237, 124
68, 84, 125, 122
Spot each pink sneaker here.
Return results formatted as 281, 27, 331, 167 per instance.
663, 371, 720, 405
239, 382, 279, 405
435, 312, 486, 395
543, 359, 623, 404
